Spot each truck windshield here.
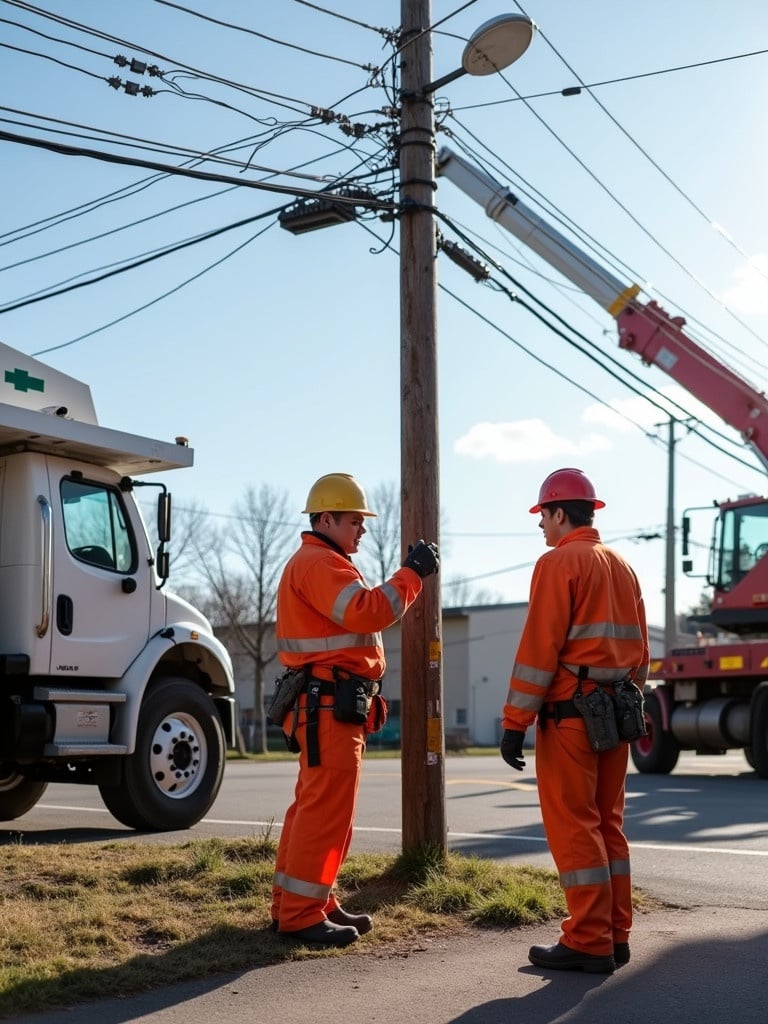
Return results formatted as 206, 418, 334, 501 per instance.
718, 502, 768, 590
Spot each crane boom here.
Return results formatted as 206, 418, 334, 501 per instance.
437, 146, 768, 472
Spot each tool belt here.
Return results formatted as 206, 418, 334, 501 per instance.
282, 666, 383, 768
539, 666, 646, 750
538, 699, 582, 725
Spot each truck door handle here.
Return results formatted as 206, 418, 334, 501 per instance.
36, 495, 52, 638
56, 594, 73, 636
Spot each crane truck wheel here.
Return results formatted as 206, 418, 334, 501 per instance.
0, 768, 48, 820
99, 678, 226, 831
630, 691, 680, 774
748, 683, 768, 779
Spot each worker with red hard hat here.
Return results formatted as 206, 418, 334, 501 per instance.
270, 473, 439, 947
500, 467, 649, 974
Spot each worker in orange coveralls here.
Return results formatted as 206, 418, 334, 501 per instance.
500, 468, 649, 974
271, 473, 439, 947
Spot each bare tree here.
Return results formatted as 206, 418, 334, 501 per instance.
442, 574, 504, 608
358, 481, 401, 584
192, 486, 296, 753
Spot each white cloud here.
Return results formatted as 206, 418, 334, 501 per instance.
454, 418, 611, 463
720, 254, 768, 314
582, 386, 724, 434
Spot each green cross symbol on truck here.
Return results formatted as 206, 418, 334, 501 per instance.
4, 369, 45, 393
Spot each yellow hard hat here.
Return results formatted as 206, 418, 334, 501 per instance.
302, 473, 377, 517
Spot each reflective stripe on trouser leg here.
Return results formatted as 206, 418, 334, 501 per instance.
536, 717, 630, 956
273, 697, 365, 932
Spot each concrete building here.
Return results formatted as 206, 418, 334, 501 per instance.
219, 605, 666, 749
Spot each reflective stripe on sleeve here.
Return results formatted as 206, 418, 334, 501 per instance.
273, 870, 331, 901
567, 622, 644, 642
380, 580, 405, 619
512, 662, 553, 689
560, 865, 611, 888
609, 858, 631, 876
277, 631, 383, 654
331, 581, 366, 625
505, 688, 542, 712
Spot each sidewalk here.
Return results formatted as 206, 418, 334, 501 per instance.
13, 905, 767, 1024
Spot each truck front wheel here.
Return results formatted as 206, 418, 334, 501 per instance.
99, 678, 225, 831
630, 691, 680, 774
0, 768, 47, 820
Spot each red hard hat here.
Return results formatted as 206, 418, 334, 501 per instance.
529, 468, 605, 513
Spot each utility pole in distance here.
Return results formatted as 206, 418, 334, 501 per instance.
398, 0, 446, 854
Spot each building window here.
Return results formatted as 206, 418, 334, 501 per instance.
456, 707, 467, 726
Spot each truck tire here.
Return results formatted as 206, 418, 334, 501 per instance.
630, 691, 680, 774
748, 683, 768, 779
99, 678, 225, 831
0, 768, 47, 820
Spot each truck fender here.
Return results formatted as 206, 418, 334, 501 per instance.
648, 684, 673, 733
108, 625, 235, 753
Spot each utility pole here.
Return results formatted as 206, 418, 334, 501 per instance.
665, 417, 678, 649
398, 0, 446, 853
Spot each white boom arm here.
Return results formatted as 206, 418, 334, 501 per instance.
436, 146, 640, 316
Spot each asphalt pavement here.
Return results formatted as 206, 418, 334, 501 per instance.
12, 904, 767, 1024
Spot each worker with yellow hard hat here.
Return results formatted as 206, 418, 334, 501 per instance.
270, 473, 439, 946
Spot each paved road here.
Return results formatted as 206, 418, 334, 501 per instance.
10, 750, 768, 1024
5, 750, 767, 911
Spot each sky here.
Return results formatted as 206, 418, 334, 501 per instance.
3, 0, 768, 630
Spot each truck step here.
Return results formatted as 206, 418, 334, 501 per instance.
43, 742, 128, 757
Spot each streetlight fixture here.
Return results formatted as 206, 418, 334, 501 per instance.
421, 14, 536, 95
398, 2, 534, 854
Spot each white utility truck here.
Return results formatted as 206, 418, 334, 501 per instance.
0, 343, 235, 829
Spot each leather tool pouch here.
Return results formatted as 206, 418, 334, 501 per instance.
613, 677, 647, 742
266, 667, 308, 727
365, 694, 388, 735
572, 668, 620, 752
332, 668, 381, 725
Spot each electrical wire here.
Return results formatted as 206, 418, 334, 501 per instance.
444, 121, 768, 383
451, 47, 768, 110
291, 0, 393, 38
509, 0, 768, 285
0, 14, 112, 58
31, 219, 278, 357
152, 0, 377, 72
0, 130, 396, 210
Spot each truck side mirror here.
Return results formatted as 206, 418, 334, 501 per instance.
682, 515, 690, 556
157, 491, 171, 543
156, 549, 170, 581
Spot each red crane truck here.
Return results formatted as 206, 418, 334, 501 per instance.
438, 146, 768, 777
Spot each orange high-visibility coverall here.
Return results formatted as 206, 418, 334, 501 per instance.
502, 526, 649, 956
271, 531, 423, 932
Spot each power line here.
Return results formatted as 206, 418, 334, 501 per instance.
31, 219, 277, 357
451, 45, 768, 110
510, 1, 768, 286
153, 0, 377, 73
0, 129, 396, 209
444, 121, 768, 382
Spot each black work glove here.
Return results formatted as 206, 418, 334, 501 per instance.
403, 540, 439, 578
500, 729, 526, 771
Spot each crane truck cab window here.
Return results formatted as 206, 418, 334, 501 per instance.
60, 477, 136, 573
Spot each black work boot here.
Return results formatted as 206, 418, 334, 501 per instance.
528, 942, 615, 974
327, 907, 373, 935
279, 920, 359, 947
614, 941, 630, 965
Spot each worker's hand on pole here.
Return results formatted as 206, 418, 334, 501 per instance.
403, 540, 440, 578
500, 729, 526, 771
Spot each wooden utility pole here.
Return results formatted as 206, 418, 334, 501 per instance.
398, 0, 446, 853
665, 417, 678, 649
